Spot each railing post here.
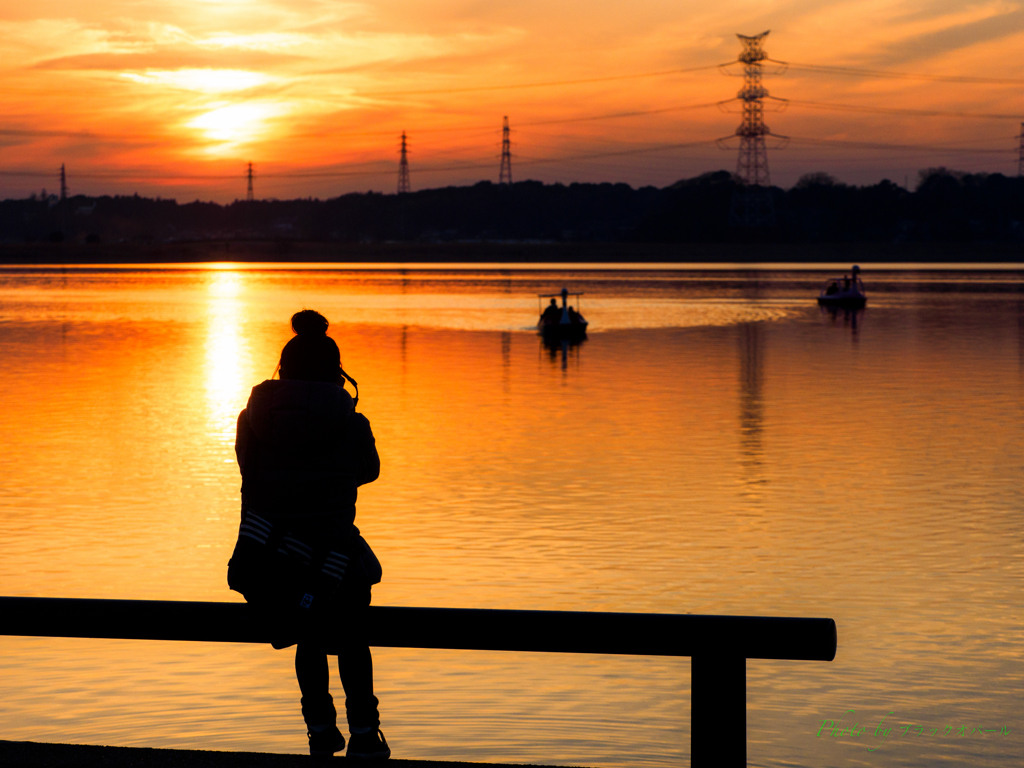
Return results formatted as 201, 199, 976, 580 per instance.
691, 654, 745, 767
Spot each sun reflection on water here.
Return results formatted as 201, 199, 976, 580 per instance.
204, 270, 249, 443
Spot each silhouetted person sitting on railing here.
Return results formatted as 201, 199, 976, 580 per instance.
228, 309, 390, 760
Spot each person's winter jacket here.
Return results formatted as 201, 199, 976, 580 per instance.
235, 379, 379, 528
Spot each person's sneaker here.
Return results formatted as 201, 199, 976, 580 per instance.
307, 724, 346, 757
346, 728, 390, 760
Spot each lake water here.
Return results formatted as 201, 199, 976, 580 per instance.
0, 262, 1021, 767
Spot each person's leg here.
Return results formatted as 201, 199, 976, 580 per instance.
338, 641, 379, 730
296, 642, 347, 755
295, 642, 337, 728
336, 586, 380, 732
337, 585, 389, 759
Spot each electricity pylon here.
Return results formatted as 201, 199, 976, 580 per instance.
499, 116, 512, 184
1018, 122, 1024, 176
718, 31, 787, 227
60, 163, 67, 201
246, 162, 254, 202
735, 32, 772, 187
398, 131, 411, 194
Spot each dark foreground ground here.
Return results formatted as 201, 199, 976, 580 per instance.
0, 741, 574, 768
2, 240, 1023, 265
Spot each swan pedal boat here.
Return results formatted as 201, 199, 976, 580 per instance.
817, 268, 867, 309
538, 289, 588, 339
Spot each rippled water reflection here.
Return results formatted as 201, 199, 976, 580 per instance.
0, 264, 1021, 767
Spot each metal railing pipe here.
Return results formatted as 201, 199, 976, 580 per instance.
0, 597, 837, 768
0, 598, 836, 660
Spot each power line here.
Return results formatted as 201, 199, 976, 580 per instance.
0, 141, 723, 185
291, 123, 497, 139
517, 101, 722, 127
367, 64, 722, 97
0, 165, 449, 181
260, 142, 722, 176
232, 100, 727, 143
787, 135, 1016, 154
6, 99, 1016, 169
4, 135, 1014, 187
0, 98, 755, 146
4, 91, 1015, 153
785, 98, 1024, 120
0, 170, 245, 179
517, 139, 719, 165
780, 60, 1024, 86
350, 56, 1024, 99
0, 127, 163, 141
7, 59, 1023, 147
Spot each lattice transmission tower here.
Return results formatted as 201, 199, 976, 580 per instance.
499, 116, 512, 184
60, 163, 68, 201
398, 131, 411, 194
719, 31, 787, 227
246, 162, 254, 202
735, 32, 772, 186
1018, 122, 1024, 177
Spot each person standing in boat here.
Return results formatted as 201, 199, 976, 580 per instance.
231, 310, 390, 760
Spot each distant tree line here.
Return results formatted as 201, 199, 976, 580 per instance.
3, 167, 1024, 245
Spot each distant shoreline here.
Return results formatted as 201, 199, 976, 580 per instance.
2, 240, 1024, 265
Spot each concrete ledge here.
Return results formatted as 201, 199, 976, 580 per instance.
0, 741, 575, 768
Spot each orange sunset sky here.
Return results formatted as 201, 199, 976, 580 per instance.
3, 0, 1024, 201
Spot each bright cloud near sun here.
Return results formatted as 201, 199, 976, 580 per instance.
197, 32, 310, 51
121, 69, 278, 93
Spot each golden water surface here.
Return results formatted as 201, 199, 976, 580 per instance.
0, 264, 1021, 767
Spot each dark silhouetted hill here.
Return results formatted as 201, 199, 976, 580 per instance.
3, 168, 1024, 248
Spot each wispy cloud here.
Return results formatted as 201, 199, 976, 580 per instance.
120, 69, 280, 93
33, 49, 308, 71
867, 7, 1024, 65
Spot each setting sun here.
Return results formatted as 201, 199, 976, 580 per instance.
188, 101, 289, 148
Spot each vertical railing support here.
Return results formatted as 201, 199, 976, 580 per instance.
691, 654, 746, 767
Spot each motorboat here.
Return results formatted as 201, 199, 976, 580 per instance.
817, 265, 867, 309
538, 287, 588, 339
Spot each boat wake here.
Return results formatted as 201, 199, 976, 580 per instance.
321, 296, 797, 332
